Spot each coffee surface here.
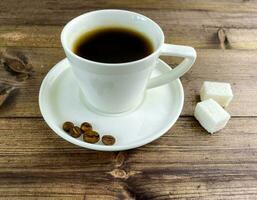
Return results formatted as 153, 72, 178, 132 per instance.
73, 27, 153, 63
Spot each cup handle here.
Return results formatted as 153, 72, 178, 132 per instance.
147, 43, 197, 89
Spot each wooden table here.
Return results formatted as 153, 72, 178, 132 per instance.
1, 1, 257, 199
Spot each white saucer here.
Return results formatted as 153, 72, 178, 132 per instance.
39, 58, 184, 151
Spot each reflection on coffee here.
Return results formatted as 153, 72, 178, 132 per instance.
72, 27, 154, 63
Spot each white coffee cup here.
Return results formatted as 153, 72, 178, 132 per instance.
61, 9, 196, 114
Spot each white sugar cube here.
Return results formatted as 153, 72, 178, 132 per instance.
194, 99, 230, 134
200, 81, 233, 107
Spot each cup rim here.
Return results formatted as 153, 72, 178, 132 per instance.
61, 9, 165, 66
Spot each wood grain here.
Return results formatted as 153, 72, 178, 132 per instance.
0, 26, 61, 48
2, 0, 256, 12
2, 0, 257, 27
0, 48, 256, 117
225, 28, 257, 50
0, 117, 256, 199
1, 1, 257, 28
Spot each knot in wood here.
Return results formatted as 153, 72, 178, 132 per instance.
1, 50, 33, 82
110, 169, 127, 179
217, 28, 229, 49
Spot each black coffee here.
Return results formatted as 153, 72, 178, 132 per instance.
72, 27, 154, 63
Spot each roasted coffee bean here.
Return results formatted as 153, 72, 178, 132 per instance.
80, 122, 92, 132
69, 126, 82, 138
63, 121, 74, 132
102, 135, 116, 145
83, 130, 100, 144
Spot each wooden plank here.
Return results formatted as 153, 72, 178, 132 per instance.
0, 1, 257, 28
0, 117, 256, 199
1, 26, 257, 50
0, 25, 220, 49
0, 48, 256, 117
2, 0, 257, 17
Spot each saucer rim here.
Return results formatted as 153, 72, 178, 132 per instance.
39, 58, 184, 151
